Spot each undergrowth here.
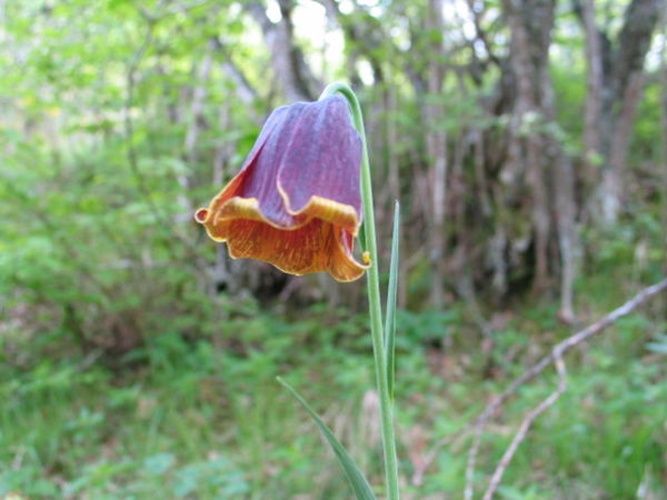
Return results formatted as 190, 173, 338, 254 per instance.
1, 277, 666, 499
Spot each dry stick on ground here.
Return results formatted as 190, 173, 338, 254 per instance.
462, 277, 667, 500
482, 355, 568, 500
408, 278, 667, 493
412, 280, 667, 488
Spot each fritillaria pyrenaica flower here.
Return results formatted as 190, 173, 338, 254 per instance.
195, 95, 369, 282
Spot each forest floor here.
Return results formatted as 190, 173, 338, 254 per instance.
1, 267, 666, 499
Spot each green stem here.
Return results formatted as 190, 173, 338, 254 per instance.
319, 82, 400, 500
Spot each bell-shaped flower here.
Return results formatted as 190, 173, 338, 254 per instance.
195, 95, 368, 282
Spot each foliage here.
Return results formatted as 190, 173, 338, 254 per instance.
2, 290, 666, 497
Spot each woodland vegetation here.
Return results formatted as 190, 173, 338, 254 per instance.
1, 0, 666, 498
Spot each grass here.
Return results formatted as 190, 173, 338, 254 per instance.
1, 280, 666, 499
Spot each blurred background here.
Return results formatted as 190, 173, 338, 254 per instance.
1, 0, 666, 498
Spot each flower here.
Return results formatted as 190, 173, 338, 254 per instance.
195, 95, 369, 282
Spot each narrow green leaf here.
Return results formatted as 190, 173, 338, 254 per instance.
359, 217, 368, 254
384, 201, 400, 400
276, 377, 377, 500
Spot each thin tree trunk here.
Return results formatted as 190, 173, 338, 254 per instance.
540, 35, 578, 323
246, 0, 320, 101
425, 0, 447, 308
659, 13, 667, 317
552, 149, 577, 323
580, 0, 603, 180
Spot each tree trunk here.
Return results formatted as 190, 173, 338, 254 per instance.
246, 0, 320, 102
576, 0, 665, 225
502, 0, 556, 293
580, 0, 603, 180
424, 0, 448, 308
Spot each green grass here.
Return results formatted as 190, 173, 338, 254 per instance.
1, 285, 666, 499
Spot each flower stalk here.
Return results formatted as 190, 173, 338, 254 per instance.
319, 82, 400, 500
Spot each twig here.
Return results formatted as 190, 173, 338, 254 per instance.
464, 0, 502, 69
482, 355, 567, 499
409, 277, 667, 497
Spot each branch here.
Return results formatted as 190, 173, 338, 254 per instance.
210, 36, 259, 106
482, 355, 568, 500
465, 277, 667, 499
411, 277, 667, 490
464, 0, 502, 70
613, 0, 665, 98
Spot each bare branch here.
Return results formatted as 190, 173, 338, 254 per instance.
464, 0, 502, 70
464, 277, 667, 499
412, 277, 667, 492
482, 356, 568, 500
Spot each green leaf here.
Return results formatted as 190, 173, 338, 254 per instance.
276, 377, 377, 500
384, 201, 400, 399
359, 217, 368, 254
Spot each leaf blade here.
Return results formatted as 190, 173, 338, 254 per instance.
384, 201, 400, 399
276, 376, 377, 500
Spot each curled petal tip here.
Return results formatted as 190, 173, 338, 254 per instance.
362, 251, 371, 266
194, 208, 210, 224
